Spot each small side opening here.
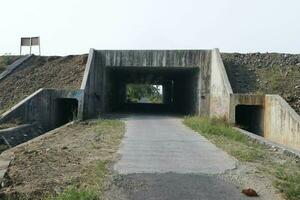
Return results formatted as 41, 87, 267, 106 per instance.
235, 105, 264, 136
55, 98, 78, 127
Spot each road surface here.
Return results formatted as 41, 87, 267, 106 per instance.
112, 114, 251, 200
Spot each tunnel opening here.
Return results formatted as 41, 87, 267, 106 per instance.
105, 67, 200, 115
126, 84, 163, 104
55, 98, 78, 127
235, 105, 264, 136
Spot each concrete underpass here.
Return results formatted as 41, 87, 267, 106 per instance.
105, 66, 200, 115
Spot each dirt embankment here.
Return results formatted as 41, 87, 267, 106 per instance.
0, 55, 87, 113
222, 53, 300, 114
0, 120, 125, 199
0, 56, 21, 73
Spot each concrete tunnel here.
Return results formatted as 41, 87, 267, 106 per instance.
82, 50, 212, 118
105, 66, 200, 114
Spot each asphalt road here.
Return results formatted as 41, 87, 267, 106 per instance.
112, 114, 251, 200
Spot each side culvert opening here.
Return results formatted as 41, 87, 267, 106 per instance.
55, 98, 78, 127
235, 105, 264, 136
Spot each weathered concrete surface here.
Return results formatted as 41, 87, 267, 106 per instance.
265, 95, 300, 149
209, 49, 233, 120
0, 89, 84, 131
0, 123, 44, 147
235, 127, 300, 159
113, 173, 251, 200
114, 114, 236, 174
81, 49, 212, 119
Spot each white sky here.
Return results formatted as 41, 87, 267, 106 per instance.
1, 0, 300, 55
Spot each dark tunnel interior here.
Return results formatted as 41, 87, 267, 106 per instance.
104, 67, 200, 115
55, 98, 78, 127
235, 105, 264, 136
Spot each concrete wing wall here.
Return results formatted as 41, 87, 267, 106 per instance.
209, 49, 233, 120
0, 89, 84, 131
265, 95, 300, 149
80, 49, 102, 118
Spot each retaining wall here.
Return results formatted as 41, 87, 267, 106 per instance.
0, 123, 44, 147
209, 49, 233, 120
0, 89, 84, 131
265, 95, 300, 149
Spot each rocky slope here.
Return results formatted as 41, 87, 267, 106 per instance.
222, 53, 300, 114
0, 55, 87, 113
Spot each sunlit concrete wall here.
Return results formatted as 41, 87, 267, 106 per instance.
265, 95, 300, 149
209, 49, 233, 120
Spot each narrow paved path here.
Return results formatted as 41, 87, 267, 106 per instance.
113, 115, 250, 200
114, 115, 236, 174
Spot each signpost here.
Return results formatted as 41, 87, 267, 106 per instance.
20, 37, 41, 55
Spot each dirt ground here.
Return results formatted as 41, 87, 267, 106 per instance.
0, 55, 87, 114
222, 53, 300, 114
0, 119, 125, 200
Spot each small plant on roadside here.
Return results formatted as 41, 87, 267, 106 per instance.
47, 186, 98, 200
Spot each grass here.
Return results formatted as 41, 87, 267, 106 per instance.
184, 116, 300, 200
183, 117, 265, 162
48, 187, 98, 200
44, 119, 125, 200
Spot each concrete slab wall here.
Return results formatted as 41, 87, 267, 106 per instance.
0, 89, 84, 131
265, 95, 300, 149
209, 49, 233, 120
0, 122, 43, 147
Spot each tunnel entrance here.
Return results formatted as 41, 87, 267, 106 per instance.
105, 67, 200, 115
55, 98, 78, 127
235, 105, 264, 136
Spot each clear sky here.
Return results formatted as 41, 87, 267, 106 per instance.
1, 0, 300, 55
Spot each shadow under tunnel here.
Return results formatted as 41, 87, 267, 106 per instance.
235, 105, 264, 136
55, 98, 78, 127
104, 67, 200, 115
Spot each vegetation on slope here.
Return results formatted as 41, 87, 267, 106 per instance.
1, 119, 125, 200
184, 117, 300, 200
0, 56, 20, 73
0, 55, 87, 114
222, 53, 300, 114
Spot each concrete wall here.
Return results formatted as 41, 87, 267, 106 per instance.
0, 89, 84, 131
0, 122, 43, 147
265, 95, 300, 149
81, 49, 212, 118
209, 49, 233, 120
